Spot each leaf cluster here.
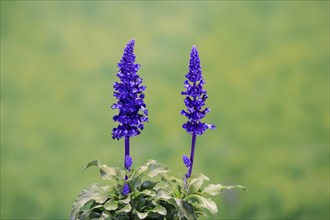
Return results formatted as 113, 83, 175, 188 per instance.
71, 160, 246, 220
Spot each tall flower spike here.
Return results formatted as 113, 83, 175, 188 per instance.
112, 39, 148, 179
181, 46, 215, 179
112, 39, 148, 140
181, 46, 215, 136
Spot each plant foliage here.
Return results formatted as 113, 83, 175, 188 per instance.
71, 160, 247, 220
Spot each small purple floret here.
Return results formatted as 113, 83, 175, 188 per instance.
182, 155, 191, 168
125, 155, 133, 170
122, 183, 130, 196
181, 46, 215, 135
112, 39, 148, 140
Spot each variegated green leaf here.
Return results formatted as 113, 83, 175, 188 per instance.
99, 210, 110, 220
83, 160, 124, 181
131, 175, 142, 191
188, 173, 209, 193
145, 160, 169, 177
104, 199, 118, 211
155, 189, 172, 200
116, 203, 132, 213
133, 165, 148, 177
119, 195, 130, 204
175, 198, 197, 220
184, 194, 218, 214
140, 181, 157, 191
203, 184, 223, 196
83, 160, 99, 170
70, 183, 110, 220
204, 184, 247, 196
135, 210, 148, 219
152, 205, 167, 216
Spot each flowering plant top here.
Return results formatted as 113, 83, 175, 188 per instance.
181, 46, 215, 136
112, 39, 148, 140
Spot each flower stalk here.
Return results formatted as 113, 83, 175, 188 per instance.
187, 132, 196, 178
124, 137, 130, 170
181, 46, 215, 180
112, 39, 148, 194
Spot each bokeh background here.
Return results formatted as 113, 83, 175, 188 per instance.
1, 1, 329, 219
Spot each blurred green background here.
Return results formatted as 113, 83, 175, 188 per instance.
1, 1, 329, 219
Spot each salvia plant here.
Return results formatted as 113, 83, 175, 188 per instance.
71, 39, 246, 220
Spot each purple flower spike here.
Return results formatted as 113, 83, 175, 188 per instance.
125, 155, 133, 171
181, 46, 215, 135
182, 155, 191, 168
122, 183, 130, 196
112, 39, 148, 140
182, 46, 215, 179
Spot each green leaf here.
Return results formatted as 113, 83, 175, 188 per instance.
77, 210, 101, 220
188, 173, 209, 194
222, 184, 248, 192
154, 181, 169, 191
135, 197, 147, 210
83, 160, 99, 170
140, 181, 157, 191
204, 184, 247, 195
160, 173, 183, 198
141, 189, 156, 196
96, 186, 111, 203
145, 160, 169, 177
83, 160, 124, 181
71, 184, 110, 220
133, 165, 149, 177
175, 198, 197, 220
155, 189, 172, 200
91, 204, 103, 210
135, 210, 148, 219
203, 184, 223, 196
129, 165, 153, 191
128, 164, 148, 183
152, 205, 167, 216
131, 175, 142, 191
119, 195, 130, 204
134, 189, 157, 199
184, 194, 218, 214
100, 210, 111, 220
104, 200, 118, 211
159, 201, 178, 219
116, 203, 132, 213
100, 165, 124, 181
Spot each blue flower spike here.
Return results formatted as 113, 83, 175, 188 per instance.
112, 39, 148, 181
182, 155, 191, 168
125, 155, 133, 171
181, 46, 215, 179
122, 183, 130, 196
112, 39, 148, 141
